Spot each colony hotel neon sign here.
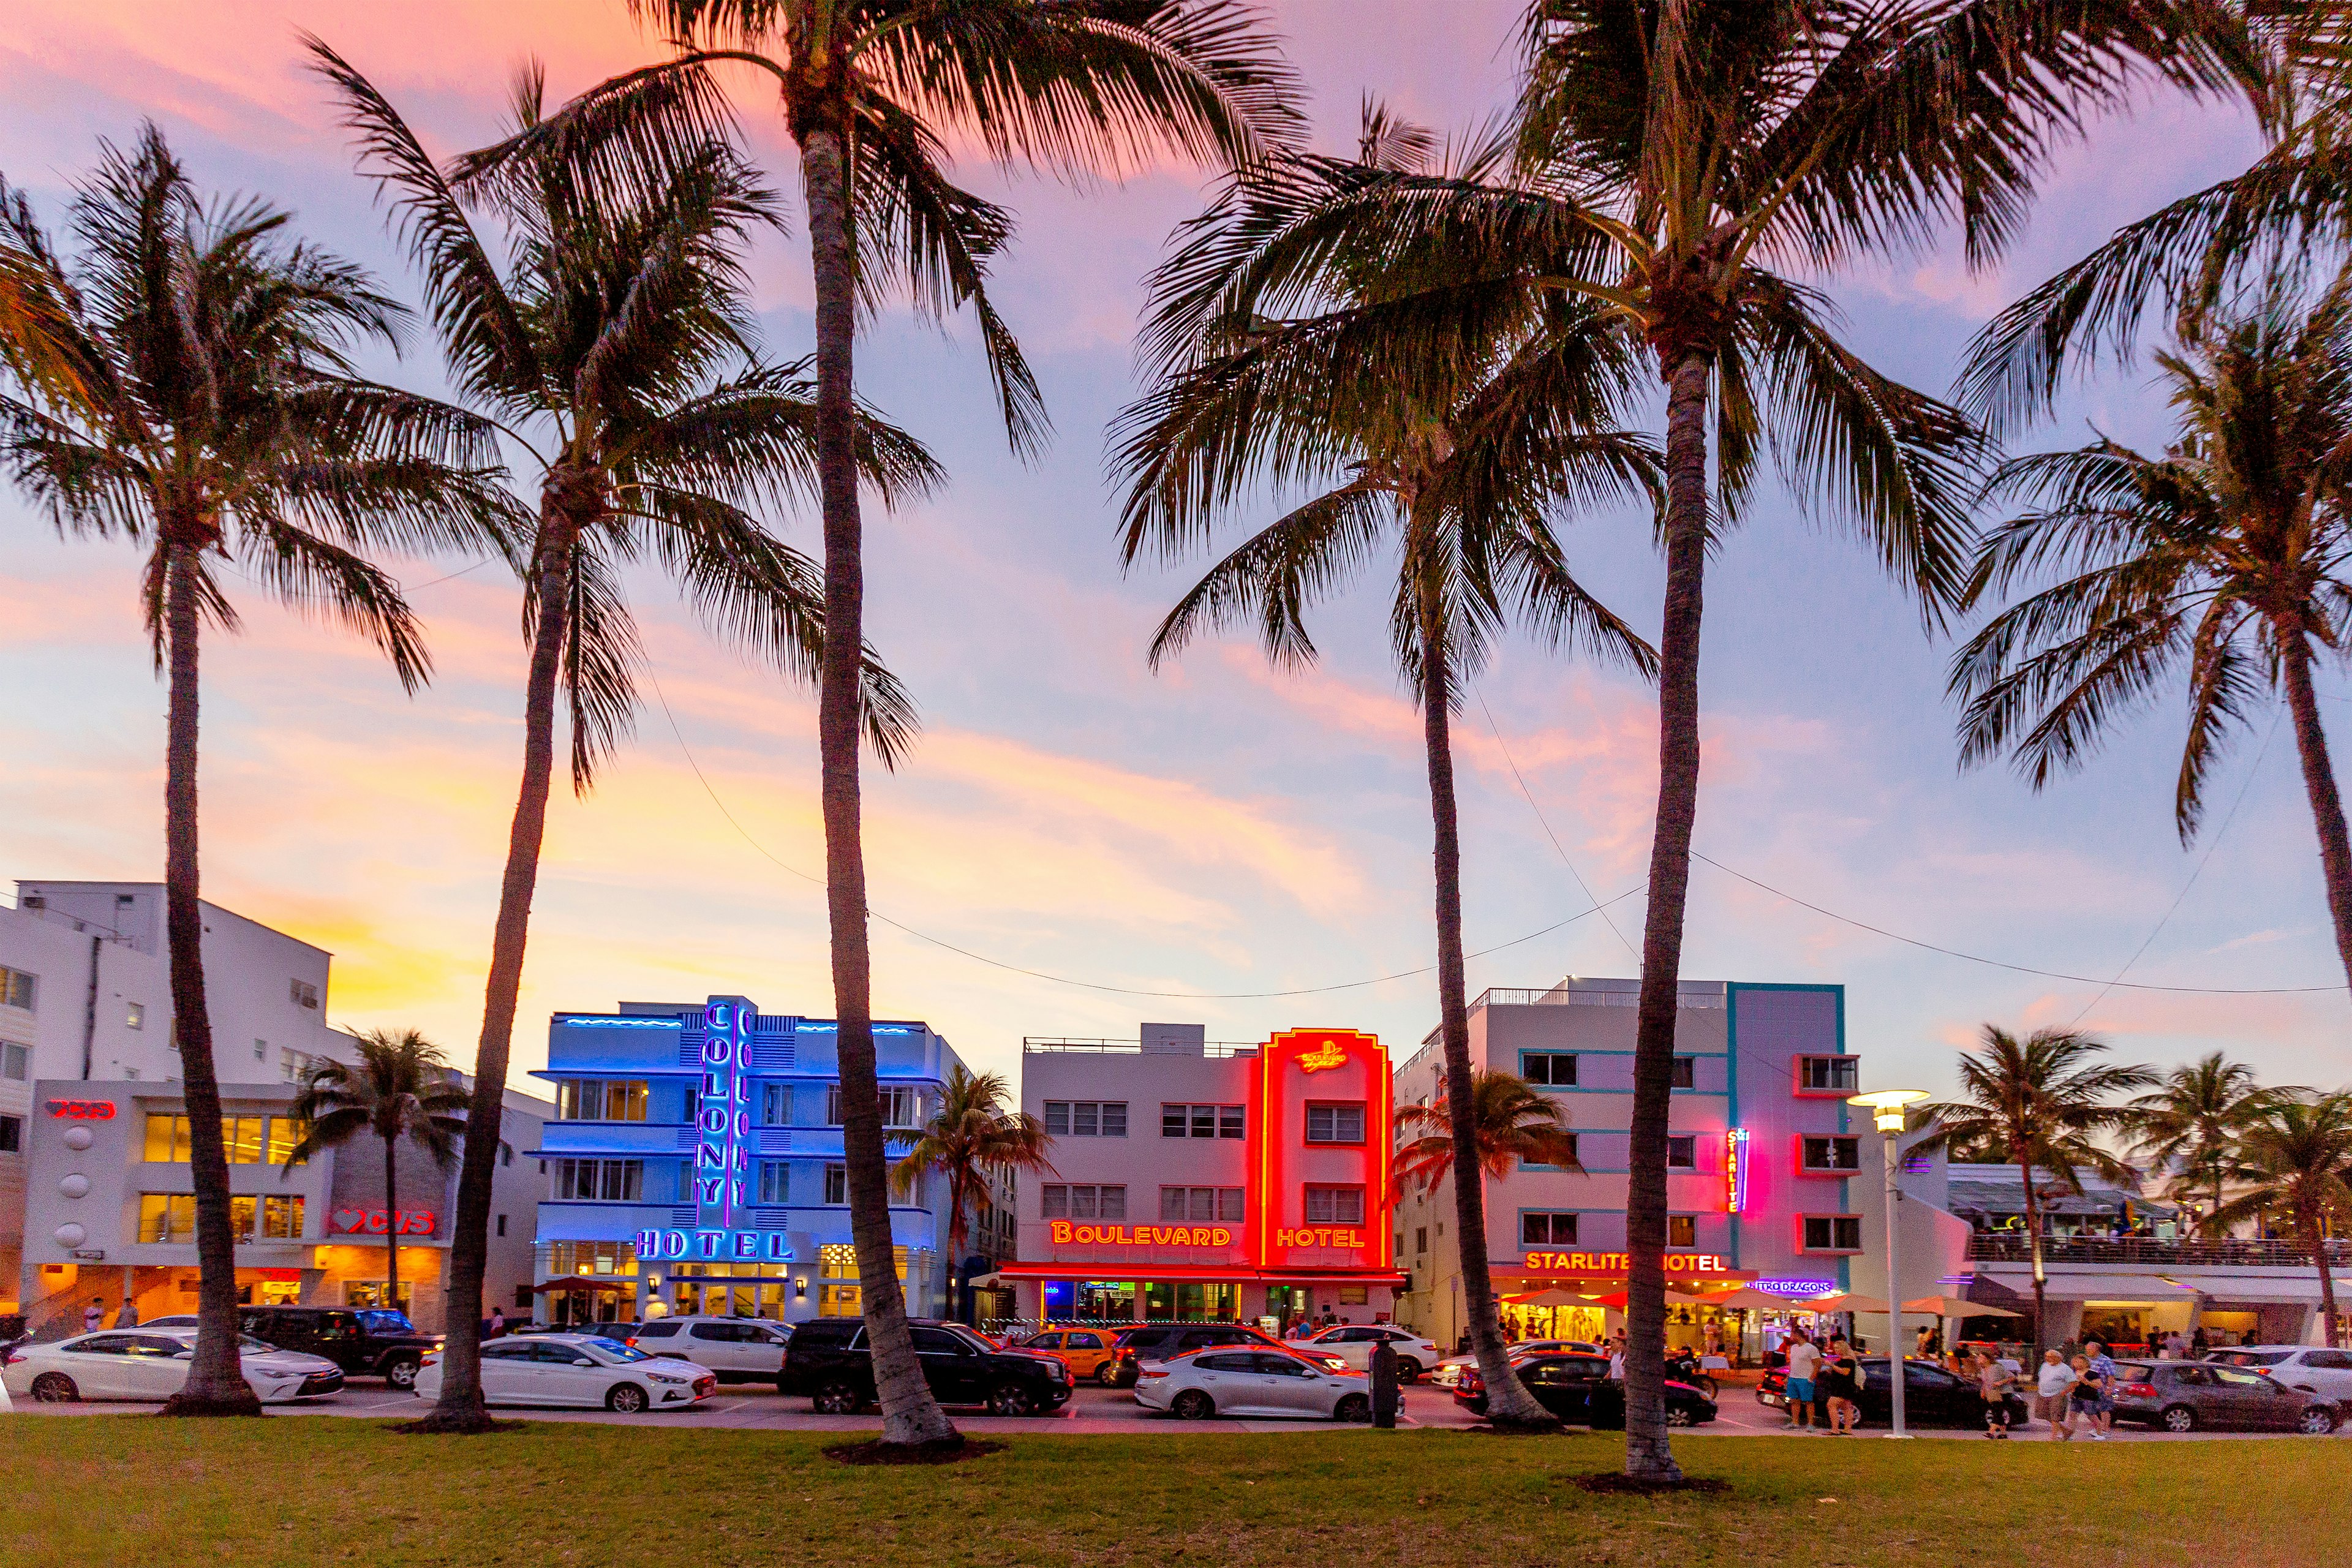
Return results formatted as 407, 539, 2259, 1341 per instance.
628, 998, 797, 1265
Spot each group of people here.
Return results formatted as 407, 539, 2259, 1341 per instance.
1776, 1328, 1867, 1434
1964, 1341, 2119, 1439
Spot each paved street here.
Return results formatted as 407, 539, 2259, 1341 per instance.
13, 1373, 2345, 1440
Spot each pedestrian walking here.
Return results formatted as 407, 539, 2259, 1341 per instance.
2036, 1349, 2079, 1441
82, 1297, 104, 1334
1975, 1350, 2015, 1438
1820, 1337, 1861, 1434
113, 1297, 138, 1329
2072, 1352, 2114, 1441
1784, 1329, 1822, 1431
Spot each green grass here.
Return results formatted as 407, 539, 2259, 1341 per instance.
10, 1419, 2349, 1566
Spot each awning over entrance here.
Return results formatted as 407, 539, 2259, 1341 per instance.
2190, 1278, 2329, 1304
992, 1262, 1407, 1287
1992, 1274, 2201, 1302
532, 1275, 635, 1293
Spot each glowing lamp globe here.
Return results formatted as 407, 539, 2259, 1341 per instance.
1847, 1088, 1929, 1133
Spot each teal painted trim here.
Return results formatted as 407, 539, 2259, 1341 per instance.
1530, 1049, 1728, 1058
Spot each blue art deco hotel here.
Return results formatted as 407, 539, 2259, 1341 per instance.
528, 995, 973, 1325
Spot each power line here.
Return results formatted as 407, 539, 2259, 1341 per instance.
1469, 684, 1640, 962
641, 662, 1647, 1000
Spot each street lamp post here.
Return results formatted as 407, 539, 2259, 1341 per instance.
1849, 1088, 1930, 1439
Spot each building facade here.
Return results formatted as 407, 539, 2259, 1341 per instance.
993, 1023, 1406, 1329
20, 1076, 545, 1335
528, 996, 971, 1326
1392, 977, 1855, 1350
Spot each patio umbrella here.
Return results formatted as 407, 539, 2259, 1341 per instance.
1804, 1292, 1888, 1313
1706, 1286, 1813, 1311
530, 1275, 633, 1292
1904, 1295, 2020, 1317
1582, 1289, 1723, 1310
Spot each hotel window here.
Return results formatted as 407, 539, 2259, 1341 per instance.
549, 1240, 639, 1277
1414, 1226, 1428, 1254
126, 1002, 146, 1030
255, 1195, 304, 1240
554, 1079, 648, 1121
1800, 1134, 1862, 1173
759, 1161, 791, 1204
761, 1082, 793, 1125
1044, 1100, 1128, 1137
551, 1158, 643, 1202
1041, 1183, 1126, 1219
1666, 1135, 1697, 1169
826, 1085, 922, 1129
1521, 1133, 1580, 1172
138, 1193, 196, 1243
1305, 1102, 1366, 1144
1159, 1103, 1243, 1139
1303, 1185, 1365, 1225
0, 964, 34, 1011
1521, 1211, 1577, 1245
144, 1114, 193, 1163
290, 978, 321, 1010
1671, 1057, 1697, 1090
1794, 1056, 1861, 1096
1668, 1215, 1697, 1248
1159, 1186, 1244, 1223
2, 1041, 28, 1080
267, 1118, 304, 1166
824, 1164, 848, 1204
0, 1113, 18, 1153
224, 1115, 266, 1165
1522, 1052, 1576, 1087
1800, 1214, 1864, 1253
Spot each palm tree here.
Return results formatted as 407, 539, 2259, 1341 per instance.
1953, 280, 2352, 992
1913, 1026, 2155, 1357
307, 42, 933, 1432
283, 1030, 470, 1325
2211, 1092, 2352, 1346
1393, 1068, 1586, 1194
469, 0, 1300, 1450
0, 127, 511, 1415
2131, 1053, 2281, 1235
889, 1065, 1055, 1319
1117, 111, 1657, 1430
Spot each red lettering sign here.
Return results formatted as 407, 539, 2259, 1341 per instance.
43, 1099, 117, 1120
329, 1208, 436, 1236
1047, 1219, 1234, 1248
1520, 1250, 1733, 1277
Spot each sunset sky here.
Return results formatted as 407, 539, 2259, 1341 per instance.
2, 1, 2339, 1101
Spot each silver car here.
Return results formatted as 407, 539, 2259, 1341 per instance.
1135, 1348, 1373, 1421
2109, 1359, 2339, 1434
2, 1328, 343, 1404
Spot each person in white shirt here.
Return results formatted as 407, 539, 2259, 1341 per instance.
1784, 1330, 1822, 1431
2035, 1349, 2079, 1440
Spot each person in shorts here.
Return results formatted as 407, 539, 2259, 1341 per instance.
2080, 1342, 2118, 1439
1783, 1329, 1821, 1430
1975, 1350, 2015, 1438
2035, 1349, 2078, 1440
1819, 1337, 1861, 1434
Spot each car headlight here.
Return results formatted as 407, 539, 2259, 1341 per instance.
1319, 1358, 1349, 1372
1046, 1362, 1068, 1381
646, 1371, 693, 1385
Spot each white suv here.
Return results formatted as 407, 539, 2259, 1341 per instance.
1305, 1325, 1439, 1382
632, 1316, 793, 1384
2206, 1345, 2352, 1404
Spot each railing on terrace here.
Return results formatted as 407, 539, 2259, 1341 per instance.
1965, 1234, 2348, 1267
1471, 984, 1727, 1010
1022, 1038, 1261, 1057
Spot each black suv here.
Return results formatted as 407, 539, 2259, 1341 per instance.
780, 1318, 1072, 1415
235, 1306, 443, 1390
1108, 1324, 1313, 1389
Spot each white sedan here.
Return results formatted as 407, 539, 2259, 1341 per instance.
1136, 1348, 1372, 1421
413, 1332, 716, 1413
1305, 1325, 1442, 1382
3, 1329, 344, 1404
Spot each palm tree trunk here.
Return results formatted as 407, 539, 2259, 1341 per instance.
407, 508, 571, 1434
1415, 581, 1553, 1431
1623, 349, 1712, 1480
384, 1127, 401, 1318
800, 114, 956, 1449
2277, 630, 2352, 991
2307, 1212, 2342, 1349
156, 545, 261, 1418
2020, 1151, 2048, 1360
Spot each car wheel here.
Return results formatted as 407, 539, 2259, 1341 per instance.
1170, 1389, 1215, 1420
1666, 1403, 1696, 1427
1095, 1362, 1121, 1388
987, 1384, 1037, 1418
30, 1372, 78, 1403
1334, 1393, 1372, 1423
605, 1382, 650, 1414
383, 1356, 419, 1391
812, 1380, 862, 1415
2299, 1406, 2337, 1436
1394, 1359, 1422, 1384
2161, 1404, 2197, 1434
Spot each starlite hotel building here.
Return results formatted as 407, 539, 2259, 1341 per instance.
528, 996, 974, 1324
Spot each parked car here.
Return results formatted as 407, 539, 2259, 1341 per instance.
2111, 1359, 2338, 1434
780, 1317, 1072, 1415
1110, 1323, 1346, 1387
1456, 1352, 1717, 1427
228, 1305, 443, 1391
1756, 1357, 2027, 1429
1431, 1339, 1600, 1389
628, 1316, 792, 1384
2, 1328, 344, 1404
1136, 1348, 1373, 1421
1015, 1325, 1123, 1385
412, 1332, 715, 1413
2204, 1346, 2352, 1405
1303, 1325, 1440, 1382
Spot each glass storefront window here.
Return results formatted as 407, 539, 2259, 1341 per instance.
549, 1241, 639, 1277
1141, 1281, 1239, 1321
1077, 1281, 1136, 1321
143, 1115, 190, 1163
137, 1193, 195, 1243
266, 1118, 304, 1166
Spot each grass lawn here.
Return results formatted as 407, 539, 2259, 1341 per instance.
11, 1420, 2348, 1567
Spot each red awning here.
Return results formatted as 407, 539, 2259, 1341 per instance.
532, 1275, 635, 1293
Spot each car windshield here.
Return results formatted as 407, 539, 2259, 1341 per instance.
582, 1338, 649, 1363
353, 1310, 415, 1335
2215, 1351, 2291, 1366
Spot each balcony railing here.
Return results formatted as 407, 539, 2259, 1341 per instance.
1022, 1038, 1261, 1058
1965, 1234, 2348, 1267
1471, 984, 1727, 1010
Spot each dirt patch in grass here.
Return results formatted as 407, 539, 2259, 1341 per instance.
823, 1436, 1006, 1466
1568, 1471, 1732, 1496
